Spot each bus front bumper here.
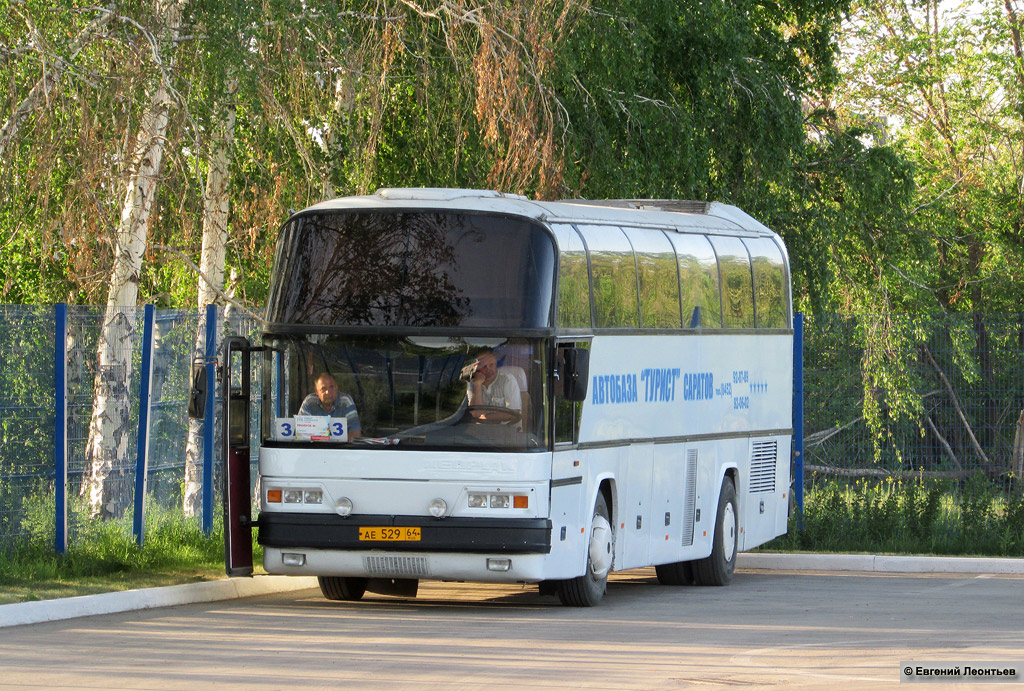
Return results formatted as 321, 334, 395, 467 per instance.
257, 512, 552, 554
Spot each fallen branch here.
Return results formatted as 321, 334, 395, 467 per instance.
923, 345, 991, 466
804, 464, 967, 480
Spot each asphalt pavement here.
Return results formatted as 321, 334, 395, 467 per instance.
2, 552, 1021, 628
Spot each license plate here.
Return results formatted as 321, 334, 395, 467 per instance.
358, 526, 421, 541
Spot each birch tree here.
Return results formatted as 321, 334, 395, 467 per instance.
85, 0, 186, 517
182, 82, 237, 517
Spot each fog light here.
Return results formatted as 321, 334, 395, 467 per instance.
468, 493, 488, 508
282, 552, 306, 567
429, 498, 448, 518
283, 489, 303, 503
489, 494, 510, 509
336, 497, 353, 517
487, 558, 512, 572
304, 490, 323, 504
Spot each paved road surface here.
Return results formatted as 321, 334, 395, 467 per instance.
1, 567, 1021, 689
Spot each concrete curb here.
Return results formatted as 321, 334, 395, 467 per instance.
0, 575, 318, 629
3, 554, 1022, 628
738, 552, 1024, 575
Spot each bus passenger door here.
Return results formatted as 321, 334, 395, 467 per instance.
222, 336, 254, 577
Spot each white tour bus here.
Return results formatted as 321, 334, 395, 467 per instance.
206, 188, 793, 607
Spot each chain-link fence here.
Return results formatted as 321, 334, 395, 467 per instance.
1, 308, 1021, 551
0, 305, 260, 550
803, 313, 1024, 490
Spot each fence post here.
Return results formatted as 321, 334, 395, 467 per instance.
793, 311, 804, 528
54, 303, 68, 554
133, 305, 156, 546
202, 304, 217, 534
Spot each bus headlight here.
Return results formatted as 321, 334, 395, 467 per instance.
429, 498, 448, 518
304, 490, 323, 505
283, 489, 303, 503
336, 497, 353, 517
468, 493, 488, 508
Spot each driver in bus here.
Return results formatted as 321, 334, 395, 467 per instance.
298, 372, 362, 439
465, 349, 522, 423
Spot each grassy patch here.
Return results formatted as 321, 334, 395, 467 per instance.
0, 493, 262, 605
764, 473, 1024, 556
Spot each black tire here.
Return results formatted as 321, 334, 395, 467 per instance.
558, 493, 614, 607
692, 477, 737, 586
318, 576, 367, 601
655, 560, 694, 586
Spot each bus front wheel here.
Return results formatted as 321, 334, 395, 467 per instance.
318, 576, 367, 601
692, 477, 737, 586
558, 493, 614, 607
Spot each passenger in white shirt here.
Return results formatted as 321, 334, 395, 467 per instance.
466, 350, 522, 422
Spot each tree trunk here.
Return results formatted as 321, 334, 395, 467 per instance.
183, 85, 236, 517
85, 0, 183, 518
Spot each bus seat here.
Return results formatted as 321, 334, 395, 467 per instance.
500, 365, 530, 430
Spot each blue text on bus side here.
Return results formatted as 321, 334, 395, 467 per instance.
641, 368, 681, 403
591, 373, 639, 405
682, 372, 714, 401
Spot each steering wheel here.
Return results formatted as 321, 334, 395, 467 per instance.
465, 405, 522, 425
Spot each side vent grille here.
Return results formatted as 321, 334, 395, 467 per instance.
364, 555, 430, 577
749, 440, 777, 493
682, 449, 698, 546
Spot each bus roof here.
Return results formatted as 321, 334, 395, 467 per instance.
299, 188, 777, 239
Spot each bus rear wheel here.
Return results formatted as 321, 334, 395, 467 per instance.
558, 493, 614, 607
692, 477, 737, 586
318, 576, 367, 601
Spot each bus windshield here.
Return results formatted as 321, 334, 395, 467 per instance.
262, 334, 547, 451
265, 211, 556, 329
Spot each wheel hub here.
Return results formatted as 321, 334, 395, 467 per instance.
589, 514, 613, 577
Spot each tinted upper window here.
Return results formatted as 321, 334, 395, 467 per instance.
744, 237, 789, 328
623, 227, 681, 328
668, 233, 721, 328
552, 224, 592, 328
579, 225, 639, 328
266, 211, 556, 328
709, 236, 754, 328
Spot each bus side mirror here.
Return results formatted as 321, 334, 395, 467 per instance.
188, 362, 208, 419
562, 348, 590, 402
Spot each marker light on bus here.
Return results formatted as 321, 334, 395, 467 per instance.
267, 488, 324, 506
282, 553, 306, 567
469, 493, 529, 509
429, 498, 448, 518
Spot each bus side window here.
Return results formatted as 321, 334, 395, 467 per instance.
669, 233, 721, 328
579, 225, 639, 329
555, 342, 590, 444
709, 236, 754, 329
743, 237, 789, 328
551, 224, 592, 328
624, 227, 681, 329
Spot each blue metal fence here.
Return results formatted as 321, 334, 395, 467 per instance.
1, 306, 1019, 552
0, 304, 260, 551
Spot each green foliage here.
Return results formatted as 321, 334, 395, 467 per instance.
1, 489, 232, 585
767, 474, 1024, 556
